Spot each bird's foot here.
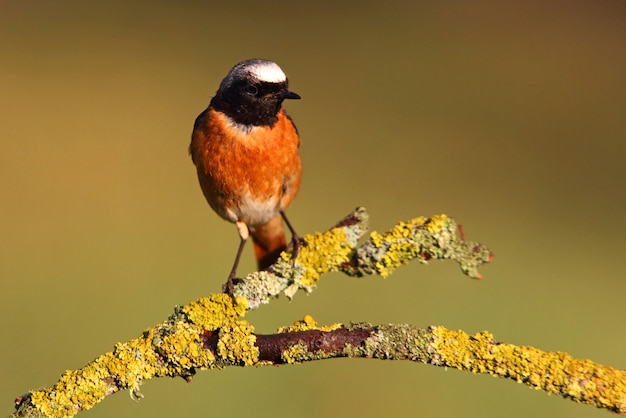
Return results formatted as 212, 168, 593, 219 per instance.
290, 233, 308, 261
221, 272, 242, 298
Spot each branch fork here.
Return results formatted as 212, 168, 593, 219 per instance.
16, 208, 622, 416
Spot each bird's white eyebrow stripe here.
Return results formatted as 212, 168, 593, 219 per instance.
248, 62, 287, 83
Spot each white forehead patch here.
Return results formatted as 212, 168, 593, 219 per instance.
249, 62, 286, 83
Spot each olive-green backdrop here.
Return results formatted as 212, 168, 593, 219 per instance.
1, 1, 625, 417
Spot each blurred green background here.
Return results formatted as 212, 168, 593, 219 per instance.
1, 1, 625, 417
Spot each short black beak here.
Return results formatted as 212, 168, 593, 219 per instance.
283, 89, 301, 100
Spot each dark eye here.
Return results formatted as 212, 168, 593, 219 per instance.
246, 84, 258, 95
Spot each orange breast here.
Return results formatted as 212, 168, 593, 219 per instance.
190, 108, 302, 226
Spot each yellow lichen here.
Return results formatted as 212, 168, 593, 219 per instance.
278, 315, 343, 333
182, 293, 247, 330
370, 230, 384, 247
431, 326, 626, 411
281, 341, 310, 364
426, 214, 449, 233
283, 228, 353, 288
377, 241, 420, 278
30, 328, 168, 418
30, 365, 109, 418
30, 294, 245, 417
155, 321, 216, 373
107, 339, 158, 390
217, 320, 259, 366
368, 215, 453, 278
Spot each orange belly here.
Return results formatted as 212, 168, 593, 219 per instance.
190, 108, 302, 227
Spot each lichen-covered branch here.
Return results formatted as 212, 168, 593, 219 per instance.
13, 317, 626, 417
428, 327, 626, 412
256, 320, 626, 414
340, 214, 493, 279
236, 207, 493, 308
10, 208, 497, 417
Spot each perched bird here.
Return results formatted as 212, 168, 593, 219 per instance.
189, 59, 303, 292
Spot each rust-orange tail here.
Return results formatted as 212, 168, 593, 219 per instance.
250, 214, 287, 271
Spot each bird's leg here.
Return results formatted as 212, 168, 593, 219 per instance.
280, 211, 307, 260
223, 221, 249, 296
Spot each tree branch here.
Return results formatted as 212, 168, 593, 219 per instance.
13, 208, 622, 417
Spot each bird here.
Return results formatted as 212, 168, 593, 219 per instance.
189, 59, 303, 293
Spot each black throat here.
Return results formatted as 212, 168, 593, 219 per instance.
210, 81, 286, 127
